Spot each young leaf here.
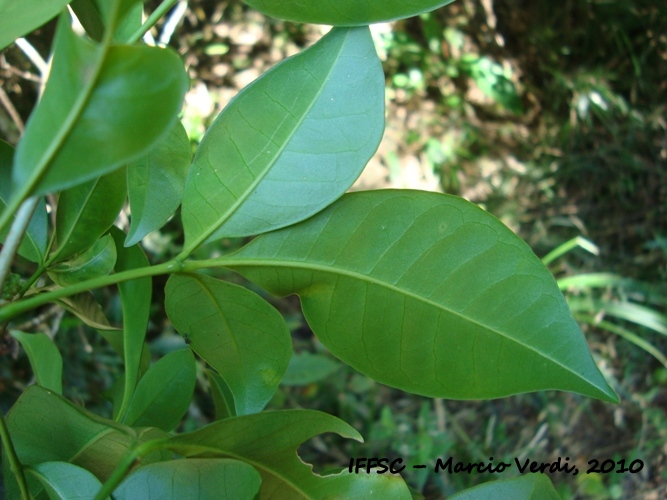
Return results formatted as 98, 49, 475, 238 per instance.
165, 274, 292, 415
48, 234, 117, 286
181, 27, 384, 251
449, 474, 560, 500
113, 459, 261, 499
0, 140, 48, 264
26, 462, 107, 500
122, 348, 196, 431
4, 386, 170, 482
9, 12, 187, 210
125, 121, 192, 247
53, 168, 126, 262
223, 190, 618, 402
242, 0, 456, 26
168, 410, 411, 498
10, 331, 63, 394
109, 227, 152, 421
0, 0, 70, 50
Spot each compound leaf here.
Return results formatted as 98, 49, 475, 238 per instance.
165, 274, 291, 415
113, 459, 261, 499
181, 27, 383, 251
225, 190, 617, 402
242, 0, 456, 26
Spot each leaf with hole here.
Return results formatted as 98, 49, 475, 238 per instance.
181, 26, 384, 250
165, 273, 292, 415
224, 190, 617, 402
242, 0, 456, 25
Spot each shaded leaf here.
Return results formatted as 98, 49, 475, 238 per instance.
10, 13, 187, 202
0, 0, 70, 50
5, 386, 169, 482
168, 409, 411, 499
281, 351, 342, 386
26, 461, 106, 500
57, 291, 119, 331
181, 27, 384, 250
123, 348, 196, 431
0, 139, 48, 263
165, 273, 291, 415
109, 227, 152, 420
449, 474, 560, 500
113, 459, 261, 499
206, 368, 236, 420
224, 190, 617, 402
53, 168, 126, 262
125, 121, 191, 247
10, 331, 63, 394
242, 0, 456, 26
48, 234, 116, 286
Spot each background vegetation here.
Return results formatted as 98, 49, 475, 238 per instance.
1, 0, 665, 498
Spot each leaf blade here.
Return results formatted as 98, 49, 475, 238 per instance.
10, 331, 63, 394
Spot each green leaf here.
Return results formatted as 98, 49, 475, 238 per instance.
53, 168, 126, 262
449, 474, 561, 500
56, 291, 120, 331
242, 0, 456, 25
5, 386, 170, 482
224, 190, 618, 402
281, 351, 342, 386
206, 368, 237, 420
0, 0, 70, 50
113, 459, 261, 499
109, 227, 152, 421
26, 462, 106, 500
165, 274, 291, 415
0, 139, 48, 263
10, 331, 63, 394
48, 234, 117, 286
125, 121, 191, 247
10, 12, 187, 203
168, 410, 411, 499
123, 349, 196, 431
181, 27, 384, 251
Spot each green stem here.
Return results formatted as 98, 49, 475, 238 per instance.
0, 198, 39, 296
94, 438, 170, 499
126, 0, 180, 44
0, 410, 31, 500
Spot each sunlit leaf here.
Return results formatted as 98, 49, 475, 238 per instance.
10, 331, 63, 394
123, 348, 196, 431
223, 190, 617, 402
113, 459, 261, 499
26, 461, 106, 500
125, 121, 191, 247
0, 0, 70, 50
242, 0, 456, 26
181, 27, 384, 251
165, 274, 291, 415
449, 474, 560, 500
168, 410, 411, 498
48, 234, 116, 286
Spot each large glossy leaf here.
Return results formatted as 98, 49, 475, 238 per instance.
168, 410, 411, 499
0, 0, 70, 50
53, 168, 126, 262
48, 234, 117, 286
222, 190, 618, 402
110, 227, 152, 420
113, 459, 261, 499
125, 121, 191, 247
123, 348, 196, 431
9, 12, 187, 206
181, 27, 384, 251
4, 386, 170, 483
449, 474, 560, 500
26, 462, 106, 500
242, 0, 456, 25
0, 140, 48, 263
10, 330, 63, 394
165, 274, 291, 415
